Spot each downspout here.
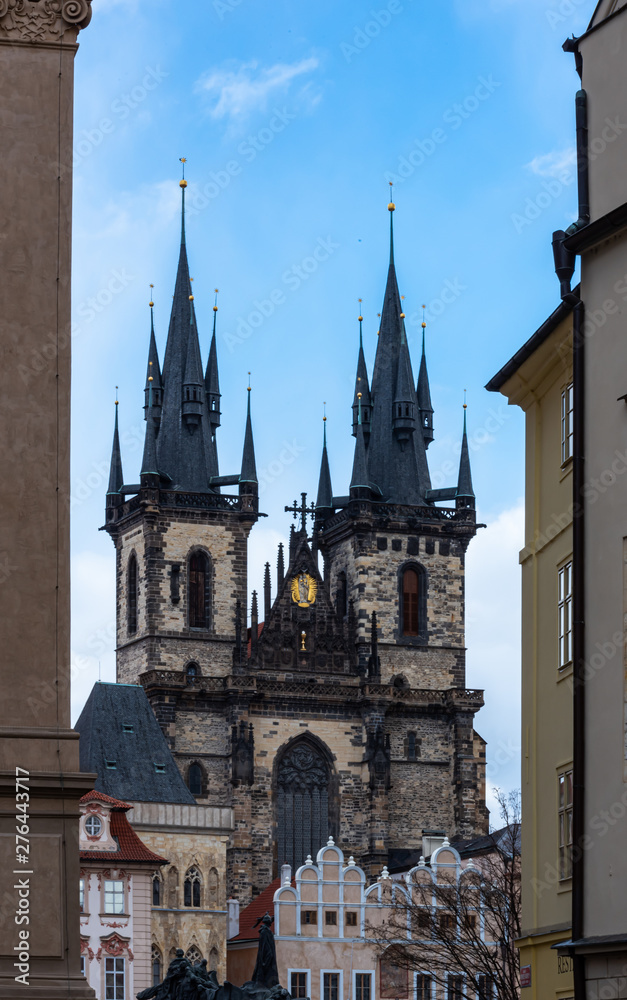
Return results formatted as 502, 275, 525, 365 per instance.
552, 228, 585, 1000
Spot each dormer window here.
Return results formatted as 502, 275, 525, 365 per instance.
154, 764, 166, 774
85, 815, 102, 837
122, 724, 133, 734
105, 760, 117, 770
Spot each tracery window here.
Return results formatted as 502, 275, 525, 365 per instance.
151, 946, 162, 987
189, 552, 210, 629
276, 739, 332, 872
188, 762, 203, 797
184, 867, 202, 908
185, 946, 203, 966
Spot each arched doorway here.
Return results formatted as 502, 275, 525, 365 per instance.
275, 737, 334, 871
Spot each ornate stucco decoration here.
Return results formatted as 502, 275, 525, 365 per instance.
0, 0, 92, 44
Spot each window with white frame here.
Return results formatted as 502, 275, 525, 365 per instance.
322, 971, 341, 1000
558, 561, 573, 668
104, 880, 125, 915
85, 815, 102, 837
105, 957, 125, 1000
415, 974, 432, 1000
354, 971, 373, 1000
559, 768, 574, 879
561, 382, 574, 464
79, 879, 85, 912
289, 970, 309, 998
446, 974, 464, 1000
477, 974, 495, 998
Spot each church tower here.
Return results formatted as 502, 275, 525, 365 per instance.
104, 177, 259, 685
104, 189, 487, 908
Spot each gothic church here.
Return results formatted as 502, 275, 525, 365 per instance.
104, 179, 488, 905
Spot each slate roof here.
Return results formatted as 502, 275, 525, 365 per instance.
75, 682, 195, 805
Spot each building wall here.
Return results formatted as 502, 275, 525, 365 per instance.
127, 822, 229, 984
496, 313, 574, 1000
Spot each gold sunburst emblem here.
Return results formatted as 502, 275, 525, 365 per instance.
291, 571, 317, 608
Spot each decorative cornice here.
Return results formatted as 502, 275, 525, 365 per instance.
0, 0, 92, 45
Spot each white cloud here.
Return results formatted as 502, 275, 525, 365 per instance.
526, 147, 576, 178
195, 57, 320, 124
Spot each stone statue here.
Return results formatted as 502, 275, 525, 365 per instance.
250, 913, 279, 989
137, 923, 293, 1000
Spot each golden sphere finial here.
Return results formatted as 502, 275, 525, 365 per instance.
189, 294, 194, 301
400, 312, 405, 319
180, 179, 188, 189
358, 315, 363, 322
357, 392, 362, 399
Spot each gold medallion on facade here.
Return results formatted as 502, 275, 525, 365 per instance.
290, 571, 317, 607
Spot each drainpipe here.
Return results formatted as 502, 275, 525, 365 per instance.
551, 223, 585, 1000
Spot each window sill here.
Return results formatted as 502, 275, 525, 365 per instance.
560, 457, 573, 481
397, 635, 428, 647
557, 662, 573, 682
100, 912, 129, 919
557, 878, 572, 894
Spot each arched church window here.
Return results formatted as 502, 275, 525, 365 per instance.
188, 551, 210, 629
188, 762, 202, 797
152, 872, 162, 906
186, 662, 199, 685
128, 554, 138, 634
184, 867, 202, 908
185, 945, 202, 966
401, 565, 427, 639
151, 946, 162, 987
276, 738, 333, 872
207, 867, 219, 907
336, 572, 348, 619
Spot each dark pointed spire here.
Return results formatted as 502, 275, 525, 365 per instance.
456, 399, 475, 510
316, 411, 333, 513
144, 291, 163, 424
107, 395, 124, 500
352, 304, 371, 439
240, 381, 258, 488
364, 193, 431, 504
264, 562, 271, 622
250, 590, 259, 660
277, 543, 285, 590
182, 296, 204, 432
205, 289, 221, 431
417, 310, 434, 448
350, 397, 370, 497
141, 379, 159, 480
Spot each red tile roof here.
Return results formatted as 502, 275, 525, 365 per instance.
80, 809, 167, 865
81, 789, 132, 809
246, 622, 264, 658
230, 877, 291, 943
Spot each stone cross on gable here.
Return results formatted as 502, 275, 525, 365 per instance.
284, 492, 316, 533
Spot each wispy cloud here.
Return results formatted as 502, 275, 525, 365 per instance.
195, 57, 320, 124
526, 147, 576, 178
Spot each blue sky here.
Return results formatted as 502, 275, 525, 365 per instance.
70, 0, 592, 818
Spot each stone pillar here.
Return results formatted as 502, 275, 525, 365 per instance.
0, 3, 95, 998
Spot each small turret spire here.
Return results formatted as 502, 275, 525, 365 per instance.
352, 301, 372, 439
456, 393, 475, 510
350, 394, 370, 496
205, 289, 221, 430
316, 405, 333, 513
145, 287, 163, 424
107, 391, 124, 500
264, 562, 272, 622
417, 305, 434, 448
388, 181, 395, 264
141, 374, 159, 480
240, 378, 258, 487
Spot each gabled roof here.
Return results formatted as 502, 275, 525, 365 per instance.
80, 807, 167, 865
81, 789, 131, 809
75, 682, 195, 805
229, 877, 282, 943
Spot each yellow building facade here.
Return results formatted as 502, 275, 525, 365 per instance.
488, 301, 575, 1000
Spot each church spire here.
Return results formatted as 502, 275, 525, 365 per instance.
144, 290, 162, 427
417, 309, 434, 448
205, 289, 221, 431
456, 398, 475, 510
350, 396, 370, 498
106, 394, 124, 502
316, 410, 333, 514
352, 304, 371, 440
240, 381, 257, 488
141, 377, 159, 483
365, 192, 430, 504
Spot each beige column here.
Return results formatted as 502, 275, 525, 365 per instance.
0, 2, 96, 998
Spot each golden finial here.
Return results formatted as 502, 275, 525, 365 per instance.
358, 297, 363, 322
400, 296, 405, 320
179, 157, 188, 188
357, 391, 362, 399
115, 385, 119, 406
149, 283, 155, 308
388, 181, 395, 212
248, 371, 251, 392
323, 401, 327, 422
189, 295, 194, 301
422, 303, 427, 330
214, 288, 219, 313
464, 388, 467, 410
148, 361, 153, 383
300, 631, 306, 651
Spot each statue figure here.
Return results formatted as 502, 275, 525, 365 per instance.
137, 949, 190, 1000
251, 913, 279, 989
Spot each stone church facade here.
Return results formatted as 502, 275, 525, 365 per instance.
104, 183, 488, 907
